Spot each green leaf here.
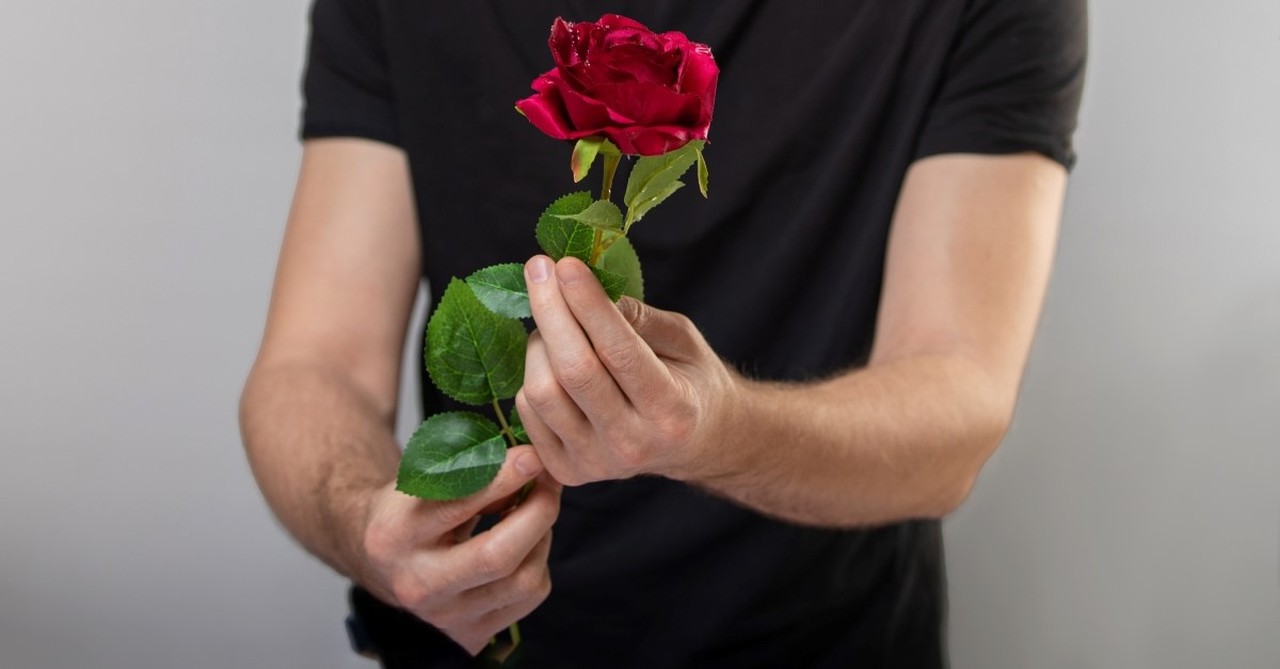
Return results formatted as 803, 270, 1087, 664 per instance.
535, 192, 595, 262
540, 191, 593, 220
570, 137, 604, 183
599, 236, 644, 301
591, 266, 627, 302
695, 144, 709, 198
397, 412, 506, 500
508, 405, 529, 444
466, 263, 529, 319
426, 278, 527, 405
555, 199, 624, 233
627, 180, 685, 226
623, 140, 704, 224
598, 139, 622, 157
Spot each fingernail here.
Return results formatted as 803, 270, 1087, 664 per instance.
515, 452, 541, 477
527, 257, 551, 284
557, 258, 585, 285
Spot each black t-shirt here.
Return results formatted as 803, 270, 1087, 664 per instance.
300, 2, 1086, 667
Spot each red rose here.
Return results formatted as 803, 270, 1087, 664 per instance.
515, 14, 719, 156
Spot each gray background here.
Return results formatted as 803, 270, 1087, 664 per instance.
1, 1, 1276, 667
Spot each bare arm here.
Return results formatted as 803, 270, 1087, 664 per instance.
240, 138, 420, 581
688, 152, 1067, 524
517, 152, 1066, 527
240, 138, 560, 654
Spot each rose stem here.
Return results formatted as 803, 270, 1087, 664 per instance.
590, 229, 604, 266
491, 398, 526, 654
590, 151, 624, 266
492, 399, 518, 448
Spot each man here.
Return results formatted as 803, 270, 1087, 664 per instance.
240, 1, 1085, 667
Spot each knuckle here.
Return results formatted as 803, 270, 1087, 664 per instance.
556, 356, 600, 392
656, 408, 697, 445
598, 340, 640, 374
673, 315, 704, 350
514, 390, 530, 416
537, 569, 553, 600
514, 565, 543, 598
627, 302, 651, 331
477, 541, 519, 580
391, 576, 429, 612
522, 378, 561, 411
362, 523, 392, 564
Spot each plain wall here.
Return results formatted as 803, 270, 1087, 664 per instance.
945, 2, 1280, 667
1, 1, 1275, 668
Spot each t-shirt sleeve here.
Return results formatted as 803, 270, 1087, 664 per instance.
912, 0, 1087, 169
299, 0, 400, 145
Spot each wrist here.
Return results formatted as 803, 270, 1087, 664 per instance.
320, 477, 393, 593
669, 367, 765, 485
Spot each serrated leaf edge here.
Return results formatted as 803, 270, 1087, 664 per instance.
396, 411, 507, 500
465, 263, 531, 319
426, 279, 526, 405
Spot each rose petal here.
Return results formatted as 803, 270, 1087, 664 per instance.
677, 44, 719, 128
550, 18, 581, 69
593, 81, 702, 127
555, 78, 636, 129
530, 72, 559, 94
565, 62, 615, 91
597, 44, 681, 86
516, 87, 575, 140
596, 14, 651, 32
522, 14, 718, 154
613, 126, 695, 156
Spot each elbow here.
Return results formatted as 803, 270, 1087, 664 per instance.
921, 403, 1012, 519
925, 471, 978, 520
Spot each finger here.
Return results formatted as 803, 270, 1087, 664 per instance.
411, 445, 544, 540
442, 473, 561, 592
616, 296, 703, 361
525, 255, 628, 417
474, 594, 551, 650
515, 388, 578, 485
555, 259, 677, 404
422, 530, 552, 631
522, 331, 591, 443
455, 528, 553, 615
474, 571, 555, 641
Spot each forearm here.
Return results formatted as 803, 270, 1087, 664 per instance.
239, 360, 402, 582
519, 155, 1060, 527
686, 353, 1011, 527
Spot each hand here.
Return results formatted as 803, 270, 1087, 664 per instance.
359, 446, 561, 655
516, 255, 745, 486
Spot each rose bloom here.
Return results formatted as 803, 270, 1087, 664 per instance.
516, 14, 719, 156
